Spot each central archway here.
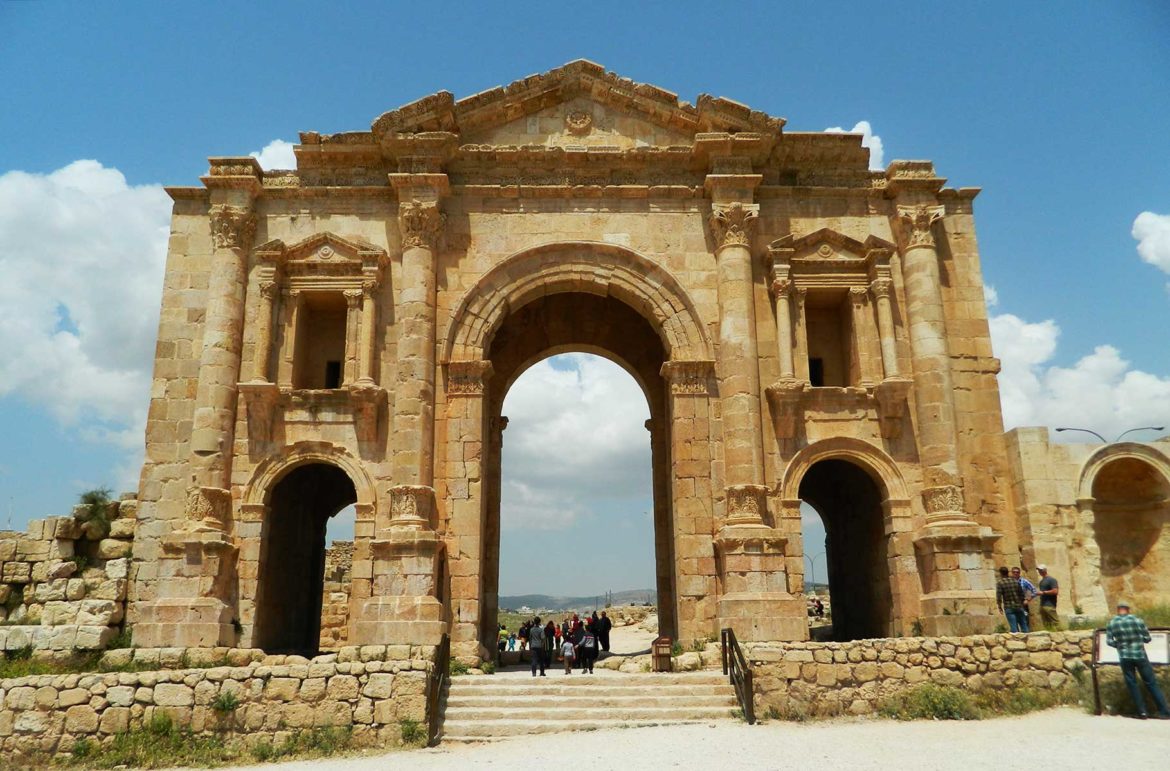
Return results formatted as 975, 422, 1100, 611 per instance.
480, 292, 675, 650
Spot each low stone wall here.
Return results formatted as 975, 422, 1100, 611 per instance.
319, 542, 353, 651
0, 498, 136, 651
746, 631, 1093, 717
0, 644, 435, 758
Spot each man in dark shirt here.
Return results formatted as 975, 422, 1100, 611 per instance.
995, 566, 1027, 633
1036, 565, 1059, 629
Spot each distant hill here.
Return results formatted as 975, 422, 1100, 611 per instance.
499, 589, 656, 612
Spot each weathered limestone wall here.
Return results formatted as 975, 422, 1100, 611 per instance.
0, 500, 136, 651
319, 542, 353, 651
0, 645, 432, 759
747, 630, 1092, 717
1005, 429, 1170, 618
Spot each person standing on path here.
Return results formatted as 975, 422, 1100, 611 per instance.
598, 611, 613, 652
579, 623, 599, 673
1036, 565, 1060, 629
528, 617, 547, 677
561, 636, 575, 674
543, 620, 556, 671
996, 566, 1028, 633
1105, 601, 1170, 719
1013, 567, 1037, 630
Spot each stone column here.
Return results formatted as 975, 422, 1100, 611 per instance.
849, 286, 878, 387
869, 278, 899, 378
896, 203, 970, 525
771, 278, 795, 379
249, 281, 278, 383
356, 281, 378, 384
707, 192, 767, 524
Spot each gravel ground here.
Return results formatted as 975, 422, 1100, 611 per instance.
216, 708, 1170, 771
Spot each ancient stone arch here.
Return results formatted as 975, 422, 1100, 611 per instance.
242, 440, 377, 509
444, 240, 713, 364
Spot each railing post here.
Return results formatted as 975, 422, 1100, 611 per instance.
743, 667, 755, 724
721, 628, 729, 676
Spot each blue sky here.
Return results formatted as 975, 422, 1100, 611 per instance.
1, 3, 1168, 590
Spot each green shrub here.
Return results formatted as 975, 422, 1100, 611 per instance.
3, 586, 23, 613
77, 488, 114, 539
449, 659, 470, 676
879, 684, 979, 721
211, 690, 241, 714
481, 661, 495, 675
399, 718, 425, 746
670, 641, 683, 657
973, 686, 1078, 716
1084, 666, 1170, 717
106, 627, 133, 650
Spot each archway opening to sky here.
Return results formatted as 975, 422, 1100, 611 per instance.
495, 353, 656, 630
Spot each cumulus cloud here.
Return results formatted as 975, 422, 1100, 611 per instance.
825, 120, 884, 170
0, 161, 170, 481
501, 354, 651, 531
1133, 211, 1170, 276
249, 139, 296, 171
991, 313, 1170, 441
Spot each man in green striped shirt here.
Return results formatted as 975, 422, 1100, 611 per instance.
1105, 601, 1170, 719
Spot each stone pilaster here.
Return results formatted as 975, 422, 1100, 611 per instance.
356, 281, 378, 384
771, 277, 796, 380
869, 278, 899, 378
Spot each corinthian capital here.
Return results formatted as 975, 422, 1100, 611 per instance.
709, 202, 759, 251
869, 278, 893, 300
398, 201, 445, 250
209, 205, 257, 251
896, 204, 945, 249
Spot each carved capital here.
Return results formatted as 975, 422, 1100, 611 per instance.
344, 288, 364, 308
849, 286, 868, 301
361, 280, 378, 297
709, 202, 759, 251
896, 204, 945, 249
725, 483, 769, 526
770, 278, 792, 299
259, 281, 279, 301
446, 360, 493, 396
869, 278, 894, 300
209, 205, 257, 251
398, 201, 445, 250
388, 484, 436, 530
184, 485, 231, 532
921, 483, 972, 527
659, 360, 716, 396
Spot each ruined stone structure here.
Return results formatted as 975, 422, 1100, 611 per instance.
119, 61, 1168, 662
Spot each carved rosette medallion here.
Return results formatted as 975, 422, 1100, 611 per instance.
709, 202, 759, 251
389, 484, 437, 529
725, 483, 769, 526
398, 201, 445, 250
209, 205, 257, 251
896, 205, 945, 249
565, 110, 593, 136
659, 360, 715, 396
447, 360, 494, 397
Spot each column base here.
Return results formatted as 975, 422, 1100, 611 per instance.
718, 593, 808, 642
133, 598, 235, 648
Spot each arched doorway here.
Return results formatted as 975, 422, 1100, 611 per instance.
479, 291, 675, 650
1092, 456, 1170, 608
254, 462, 357, 655
799, 459, 893, 641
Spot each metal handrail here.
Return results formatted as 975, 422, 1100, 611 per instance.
427, 633, 451, 746
720, 627, 756, 724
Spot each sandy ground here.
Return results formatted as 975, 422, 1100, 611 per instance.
218, 708, 1170, 771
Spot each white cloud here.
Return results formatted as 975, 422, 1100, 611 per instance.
0, 161, 170, 478
249, 139, 296, 171
501, 354, 651, 531
991, 313, 1170, 440
983, 284, 999, 308
825, 120, 884, 170
1133, 211, 1170, 276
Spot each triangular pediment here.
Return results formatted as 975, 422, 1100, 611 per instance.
769, 229, 895, 267
370, 60, 784, 147
255, 232, 387, 271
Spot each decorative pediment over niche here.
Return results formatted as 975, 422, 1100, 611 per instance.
769, 229, 895, 266
368, 59, 784, 147
254, 232, 388, 279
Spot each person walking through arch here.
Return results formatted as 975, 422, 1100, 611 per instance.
528, 617, 547, 677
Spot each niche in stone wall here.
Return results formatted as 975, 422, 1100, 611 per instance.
804, 289, 855, 388
292, 292, 348, 389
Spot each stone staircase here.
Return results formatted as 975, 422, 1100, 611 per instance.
438, 671, 740, 742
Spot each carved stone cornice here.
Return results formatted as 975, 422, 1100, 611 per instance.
398, 201, 445, 250
659, 360, 716, 396
209, 205, 257, 251
896, 205, 945, 250
446, 360, 494, 396
709, 202, 759, 251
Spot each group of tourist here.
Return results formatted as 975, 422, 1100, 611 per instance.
994, 564, 1059, 633
496, 611, 614, 676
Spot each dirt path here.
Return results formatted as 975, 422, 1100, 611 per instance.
215, 708, 1169, 770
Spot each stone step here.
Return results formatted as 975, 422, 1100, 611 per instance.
448, 684, 734, 699
447, 694, 737, 709
440, 717, 730, 739
444, 705, 737, 722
